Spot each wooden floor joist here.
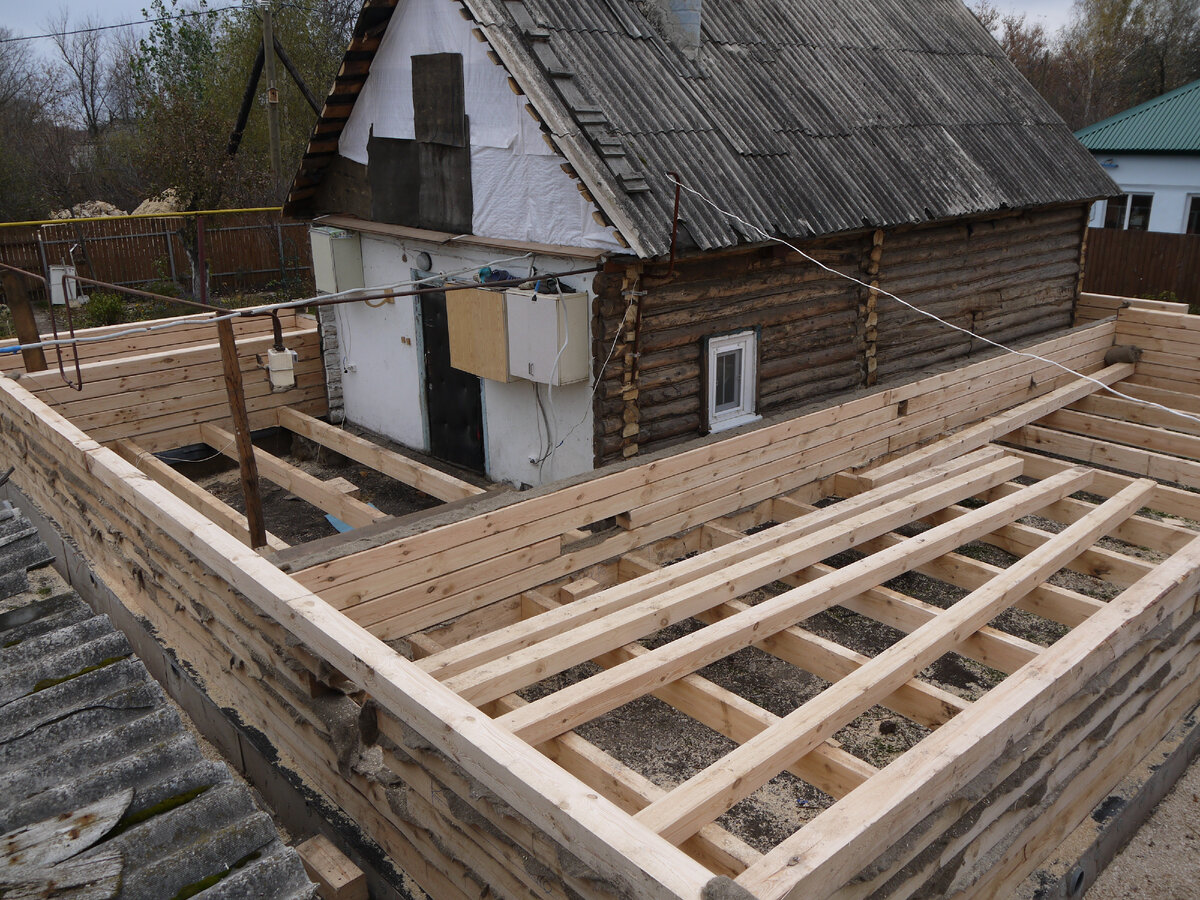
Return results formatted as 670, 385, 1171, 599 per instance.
631, 478, 1154, 847
112, 439, 288, 552
200, 422, 388, 529
275, 407, 484, 502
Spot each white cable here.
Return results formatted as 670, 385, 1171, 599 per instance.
1, 252, 539, 356
667, 174, 1200, 429
533, 292, 636, 465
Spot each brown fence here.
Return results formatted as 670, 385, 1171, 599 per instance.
0, 212, 313, 302
1082, 227, 1200, 306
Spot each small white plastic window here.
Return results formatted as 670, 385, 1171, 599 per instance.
707, 330, 759, 432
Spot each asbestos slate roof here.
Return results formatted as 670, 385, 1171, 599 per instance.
1076, 79, 1200, 154
286, 0, 1116, 258
0, 503, 316, 900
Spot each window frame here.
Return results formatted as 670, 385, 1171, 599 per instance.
1104, 192, 1154, 230
1184, 195, 1200, 234
704, 329, 760, 433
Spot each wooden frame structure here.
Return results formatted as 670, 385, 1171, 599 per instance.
1, 301, 1199, 899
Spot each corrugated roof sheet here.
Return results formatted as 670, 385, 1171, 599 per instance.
0, 503, 317, 900
287, 0, 1116, 258
1076, 79, 1200, 153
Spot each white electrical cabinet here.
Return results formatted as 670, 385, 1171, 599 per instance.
310, 226, 364, 294
505, 289, 589, 385
48, 265, 83, 306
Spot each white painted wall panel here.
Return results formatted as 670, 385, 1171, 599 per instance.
338, 0, 622, 251
1087, 153, 1200, 232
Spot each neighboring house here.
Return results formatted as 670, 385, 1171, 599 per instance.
284, 0, 1114, 487
1078, 79, 1200, 233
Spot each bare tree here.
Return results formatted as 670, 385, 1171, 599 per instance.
45, 7, 113, 137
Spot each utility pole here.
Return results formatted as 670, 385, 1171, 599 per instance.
260, 1, 283, 196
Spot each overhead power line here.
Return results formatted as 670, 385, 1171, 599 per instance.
0, 5, 246, 44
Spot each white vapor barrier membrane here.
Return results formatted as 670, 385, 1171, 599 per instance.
339, 0, 624, 251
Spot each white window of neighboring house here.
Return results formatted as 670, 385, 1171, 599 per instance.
1185, 196, 1200, 234
1104, 193, 1154, 230
706, 330, 759, 432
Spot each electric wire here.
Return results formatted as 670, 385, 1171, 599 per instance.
667, 173, 1200, 430
0, 252, 539, 356
531, 291, 637, 466
0, 5, 245, 43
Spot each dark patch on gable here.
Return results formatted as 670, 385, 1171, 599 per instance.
368, 134, 420, 225
413, 52, 468, 147
365, 54, 473, 233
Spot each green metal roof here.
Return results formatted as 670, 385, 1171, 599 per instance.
1076, 79, 1200, 153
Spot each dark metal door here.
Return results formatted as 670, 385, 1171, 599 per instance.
420, 291, 485, 472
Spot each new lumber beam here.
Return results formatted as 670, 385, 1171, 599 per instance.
495, 467, 1094, 747
446, 455, 1024, 704
632, 478, 1152, 847
276, 407, 484, 502
199, 423, 387, 529
112, 439, 288, 552
418, 450, 1010, 683
1004, 424, 1200, 491
856, 363, 1133, 489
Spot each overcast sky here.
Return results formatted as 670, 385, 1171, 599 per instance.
0, 0, 1080, 55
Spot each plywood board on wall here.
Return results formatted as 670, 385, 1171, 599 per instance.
448, 288, 513, 382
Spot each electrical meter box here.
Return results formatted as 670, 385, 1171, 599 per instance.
505, 289, 589, 385
310, 226, 364, 294
48, 265, 82, 306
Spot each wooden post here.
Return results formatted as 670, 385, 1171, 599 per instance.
199, 217, 267, 549
1, 271, 47, 373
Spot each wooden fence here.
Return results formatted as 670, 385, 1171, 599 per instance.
1082, 227, 1200, 307
0, 212, 313, 302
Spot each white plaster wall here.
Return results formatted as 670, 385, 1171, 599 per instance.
337, 0, 622, 252
337, 232, 597, 486
1087, 153, 1200, 232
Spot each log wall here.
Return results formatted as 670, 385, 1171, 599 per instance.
593, 204, 1089, 465
1, 310, 327, 451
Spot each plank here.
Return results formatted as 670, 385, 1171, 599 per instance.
297, 834, 367, 900
632, 478, 1152, 846
1005, 424, 1200, 491
494, 467, 1093, 747
523, 590, 879, 802
276, 407, 484, 502
417, 449, 1011, 683
200, 423, 387, 529
1007, 448, 1200, 523
439, 455, 1022, 701
1070, 392, 1200, 439
738, 542, 1200, 900
112, 439, 288, 552
1040, 407, 1200, 461
700, 522, 1038, 679
856, 364, 1133, 489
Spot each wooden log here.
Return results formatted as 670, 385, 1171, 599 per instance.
112, 439, 288, 552
200, 422, 387, 529
277, 407, 484, 502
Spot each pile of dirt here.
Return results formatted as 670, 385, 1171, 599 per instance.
131, 190, 183, 216
50, 200, 127, 219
